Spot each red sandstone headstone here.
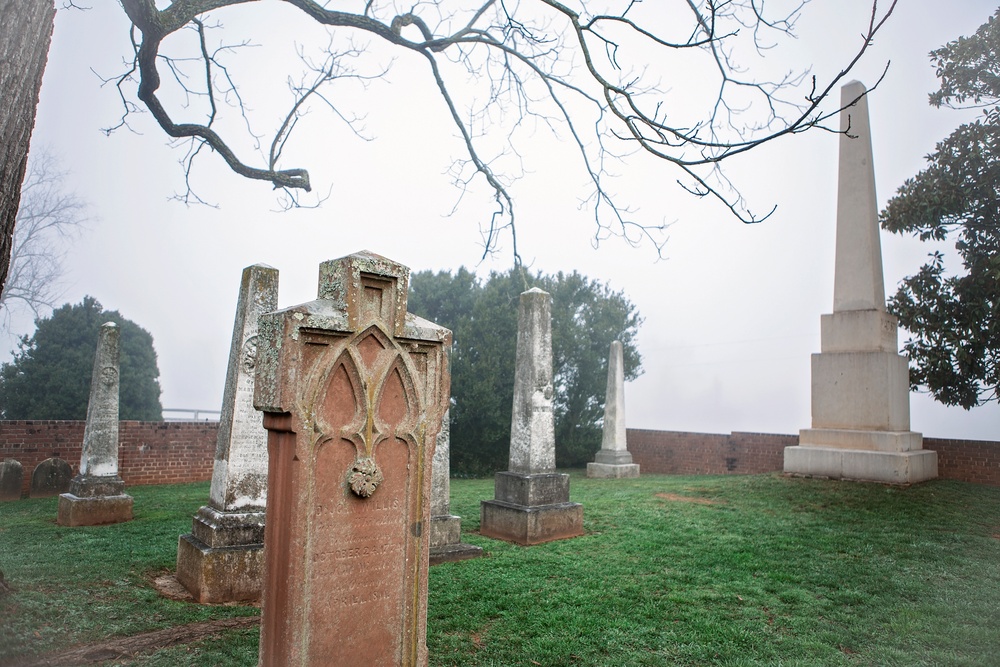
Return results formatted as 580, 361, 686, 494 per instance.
254, 251, 451, 667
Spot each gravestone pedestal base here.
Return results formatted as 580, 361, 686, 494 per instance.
57, 493, 133, 527
429, 515, 483, 565
176, 506, 264, 603
58, 474, 133, 526
480, 472, 583, 545
785, 429, 937, 484
587, 450, 639, 479
586, 462, 641, 478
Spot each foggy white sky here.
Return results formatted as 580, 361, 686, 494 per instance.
5, 0, 997, 440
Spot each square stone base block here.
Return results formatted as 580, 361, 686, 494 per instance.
784, 445, 937, 485
494, 471, 571, 506
176, 534, 263, 604
190, 505, 265, 547
587, 462, 640, 479
429, 514, 484, 565
799, 428, 923, 452
430, 514, 462, 548
57, 493, 133, 527
430, 542, 485, 566
480, 499, 583, 546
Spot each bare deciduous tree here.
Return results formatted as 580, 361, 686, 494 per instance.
113, 0, 897, 261
0, 150, 87, 328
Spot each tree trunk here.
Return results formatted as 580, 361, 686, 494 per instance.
0, 0, 55, 297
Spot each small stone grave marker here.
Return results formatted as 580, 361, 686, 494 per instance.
0, 459, 23, 501
30, 457, 72, 497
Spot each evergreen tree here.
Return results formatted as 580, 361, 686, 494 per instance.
0, 296, 163, 420
409, 269, 642, 475
880, 9, 1000, 408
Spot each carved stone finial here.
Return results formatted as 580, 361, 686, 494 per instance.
348, 457, 384, 498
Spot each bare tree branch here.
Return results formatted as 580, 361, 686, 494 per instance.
108, 0, 898, 258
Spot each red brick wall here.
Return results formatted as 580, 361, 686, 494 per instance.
1, 422, 996, 497
0, 421, 218, 497
627, 429, 796, 476
927, 437, 1000, 486
627, 428, 1000, 486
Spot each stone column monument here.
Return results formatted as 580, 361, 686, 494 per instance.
587, 340, 639, 478
176, 264, 278, 603
429, 410, 484, 565
480, 287, 584, 545
58, 322, 134, 526
783, 81, 937, 484
254, 251, 451, 667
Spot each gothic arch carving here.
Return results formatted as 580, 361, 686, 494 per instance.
305, 323, 427, 498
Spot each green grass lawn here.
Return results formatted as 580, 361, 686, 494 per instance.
1, 472, 998, 666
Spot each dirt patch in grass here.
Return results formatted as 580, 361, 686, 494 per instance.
467, 619, 497, 653
149, 573, 260, 608
152, 574, 195, 602
655, 493, 723, 505
9, 616, 261, 667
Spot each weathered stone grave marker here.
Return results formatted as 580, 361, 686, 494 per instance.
58, 322, 134, 525
429, 410, 484, 564
177, 264, 278, 603
254, 251, 450, 666
587, 340, 640, 478
0, 459, 23, 501
480, 287, 583, 545
30, 457, 72, 497
783, 81, 937, 484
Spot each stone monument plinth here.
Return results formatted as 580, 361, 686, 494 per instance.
58, 322, 134, 526
587, 340, 640, 479
784, 81, 937, 484
254, 251, 450, 666
430, 410, 484, 565
176, 264, 278, 603
481, 288, 583, 545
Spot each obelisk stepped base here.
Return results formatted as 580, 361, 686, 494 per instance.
587, 449, 639, 479
786, 429, 937, 485
176, 506, 265, 603
176, 536, 263, 604
481, 472, 583, 545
